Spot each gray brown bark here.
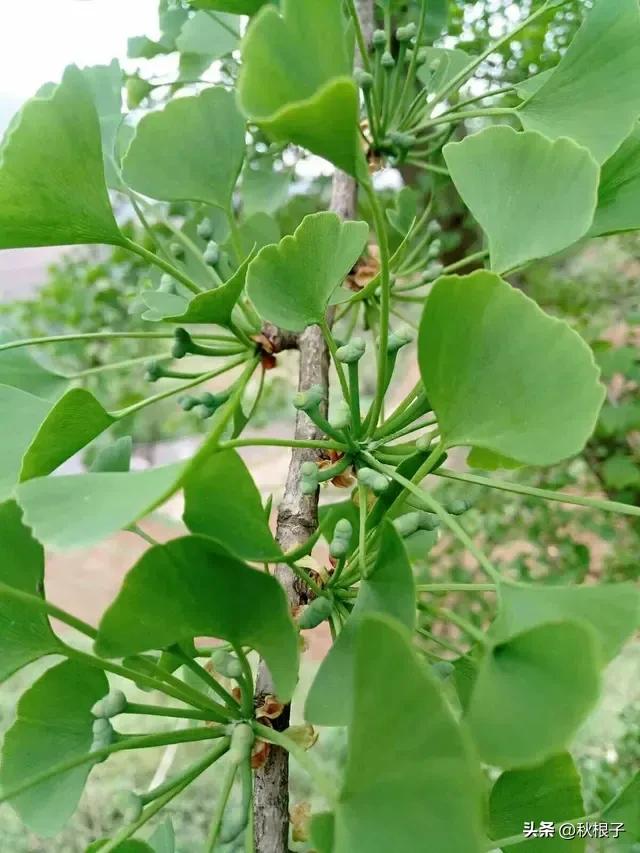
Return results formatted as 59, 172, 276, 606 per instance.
252, 5, 372, 851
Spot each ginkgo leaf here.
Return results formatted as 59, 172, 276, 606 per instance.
16, 463, 184, 550
443, 127, 599, 273
305, 523, 415, 726
147, 253, 253, 327
493, 581, 640, 663
83, 60, 124, 189
0, 385, 50, 502
90, 437, 132, 474
20, 388, 116, 482
0, 501, 62, 683
0, 65, 123, 250
489, 753, 586, 852
176, 11, 239, 59
238, 0, 362, 176
467, 621, 600, 768
0, 660, 108, 836
183, 449, 282, 561
122, 87, 245, 211
516, 0, 640, 163
95, 535, 299, 700
192, 0, 271, 12
247, 212, 368, 331
241, 161, 291, 219
0, 337, 67, 401
417, 47, 470, 93
602, 773, 640, 849
418, 271, 605, 466
332, 615, 484, 852
591, 125, 640, 237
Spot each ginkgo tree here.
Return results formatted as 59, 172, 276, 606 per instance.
0, 0, 639, 851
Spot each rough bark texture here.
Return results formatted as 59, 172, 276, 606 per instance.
252, 6, 371, 850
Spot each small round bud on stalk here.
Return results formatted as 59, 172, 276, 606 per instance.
427, 220, 442, 236
422, 262, 444, 283
336, 337, 366, 364
357, 467, 389, 495
92, 689, 127, 719
389, 130, 417, 151
372, 29, 387, 48
330, 518, 353, 558
428, 239, 442, 259
393, 511, 421, 538
293, 384, 325, 412
446, 498, 471, 516
396, 23, 416, 42
114, 790, 144, 822
144, 359, 164, 383
172, 327, 192, 359
178, 394, 199, 411
197, 217, 214, 240
354, 69, 374, 91
387, 327, 413, 355
298, 595, 333, 630
381, 51, 395, 69
229, 723, 254, 765
204, 240, 220, 266
91, 718, 115, 757
330, 400, 351, 431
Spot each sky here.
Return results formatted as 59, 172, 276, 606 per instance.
0, 0, 158, 99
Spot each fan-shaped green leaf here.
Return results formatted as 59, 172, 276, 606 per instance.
247, 212, 368, 331
494, 581, 640, 663
591, 125, 640, 237
0, 660, 108, 836
0, 65, 123, 250
176, 11, 239, 59
443, 127, 599, 273
16, 463, 184, 550
238, 0, 361, 176
0, 335, 68, 400
241, 161, 291, 219
122, 87, 245, 211
82, 60, 124, 189
516, 0, 640, 163
20, 388, 116, 482
332, 615, 484, 853
0, 386, 50, 502
149, 252, 252, 327
489, 753, 585, 852
184, 449, 282, 561
418, 271, 605, 465
467, 621, 600, 768
95, 535, 299, 701
305, 523, 415, 726
602, 773, 640, 849
0, 501, 61, 682
90, 437, 132, 474
417, 47, 470, 93
192, 0, 272, 12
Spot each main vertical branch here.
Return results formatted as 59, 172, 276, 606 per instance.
252, 4, 373, 851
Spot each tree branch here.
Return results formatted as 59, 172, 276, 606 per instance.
252, 4, 372, 849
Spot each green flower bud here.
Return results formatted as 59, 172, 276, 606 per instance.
389, 130, 417, 150
427, 220, 442, 236
114, 790, 144, 822
334, 518, 353, 539
372, 29, 387, 48
357, 467, 389, 495
381, 50, 395, 69
414, 47, 429, 66
194, 403, 215, 420
203, 240, 220, 266
330, 400, 351, 431
293, 384, 325, 412
172, 327, 192, 359
336, 337, 366, 364
428, 239, 442, 259
330, 518, 353, 558
220, 807, 248, 844
416, 510, 440, 531
229, 723, 254, 765
92, 689, 126, 719
170, 242, 185, 260
393, 511, 421, 538
446, 498, 471, 516
211, 648, 243, 679
387, 327, 413, 354
178, 394, 199, 411
301, 461, 319, 478
298, 595, 334, 630
145, 359, 164, 383
396, 23, 416, 42
354, 69, 374, 91
432, 660, 455, 681
197, 218, 214, 241
91, 718, 115, 757
423, 262, 444, 283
